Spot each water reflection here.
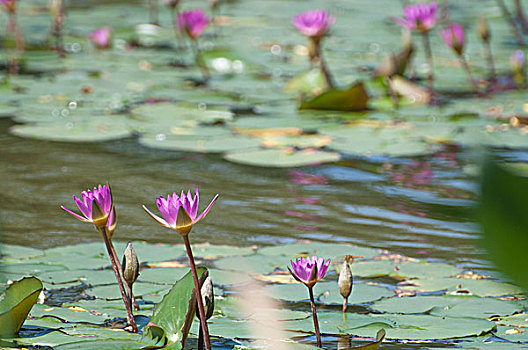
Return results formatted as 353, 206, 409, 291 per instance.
1, 118, 485, 269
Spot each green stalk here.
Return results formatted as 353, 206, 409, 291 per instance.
421, 31, 434, 96
190, 39, 210, 83
308, 286, 322, 347
183, 235, 211, 350
458, 55, 480, 95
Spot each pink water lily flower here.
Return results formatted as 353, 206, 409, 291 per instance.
292, 10, 336, 38
61, 184, 113, 228
439, 24, 465, 55
177, 9, 209, 40
394, 2, 438, 33
143, 189, 218, 236
88, 26, 112, 49
288, 255, 330, 288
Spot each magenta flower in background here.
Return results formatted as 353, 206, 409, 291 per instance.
143, 189, 218, 235
87, 26, 112, 49
288, 255, 330, 287
439, 24, 465, 55
394, 2, 438, 33
177, 9, 209, 40
292, 10, 336, 38
61, 184, 113, 228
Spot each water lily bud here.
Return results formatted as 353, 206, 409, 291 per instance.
338, 260, 352, 299
439, 24, 465, 56
478, 17, 491, 43
196, 276, 214, 320
122, 242, 139, 286
394, 2, 438, 34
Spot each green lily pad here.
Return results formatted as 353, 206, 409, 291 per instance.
259, 242, 379, 260
0, 277, 43, 337
9, 119, 132, 142
139, 133, 261, 153
398, 277, 523, 297
353, 260, 461, 279
224, 148, 341, 167
372, 295, 521, 319
284, 68, 328, 96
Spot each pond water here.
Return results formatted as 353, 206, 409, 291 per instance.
1, 0, 527, 276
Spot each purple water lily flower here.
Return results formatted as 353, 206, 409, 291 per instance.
143, 189, 218, 236
61, 184, 113, 228
177, 9, 209, 40
394, 2, 438, 33
292, 10, 336, 38
288, 255, 330, 288
439, 24, 465, 55
87, 26, 112, 49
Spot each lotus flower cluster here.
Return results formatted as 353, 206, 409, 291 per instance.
61, 184, 113, 228
292, 10, 336, 39
394, 2, 438, 33
143, 189, 218, 236
439, 24, 465, 56
288, 255, 330, 287
88, 26, 112, 49
177, 9, 209, 40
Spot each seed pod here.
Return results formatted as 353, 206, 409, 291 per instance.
478, 17, 491, 43
197, 276, 214, 320
122, 242, 139, 286
338, 260, 352, 299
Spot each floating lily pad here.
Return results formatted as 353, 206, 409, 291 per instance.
372, 295, 521, 319
299, 82, 369, 111
224, 148, 341, 167
353, 260, 460, 279
398, 277, 523, 297
9, 119, 133, 142
139, 133, 261, 153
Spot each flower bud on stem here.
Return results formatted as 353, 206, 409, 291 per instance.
98, 227, 138, 332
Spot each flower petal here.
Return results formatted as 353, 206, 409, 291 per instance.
143, 205, 171, 228
61, 205, 91, 222
195, 194, 219, 222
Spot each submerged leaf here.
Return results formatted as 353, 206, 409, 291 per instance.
299, 82, 369, 111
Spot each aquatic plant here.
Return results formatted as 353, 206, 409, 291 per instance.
143, 189, 218, 350
49, 0, 66, 57
122, 242, 140, 312
288, 255, 330, 347
61, 184, 138, 332
478, 17, 496, 83
292, 9, 336, 88
177, 9, 211, 83
439, 24, 479, 94
87, 26, 112, 49
395, 2, 437, 95
338, 255, 362, 313
510, 49, 526, 88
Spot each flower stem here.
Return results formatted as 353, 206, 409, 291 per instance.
107, 243, 140, 311
190, 39, 210, 84
198, 323, 205, 350
483, 40, 496, 84
99, 227, 138, 332
515, 0, 528, 34
342, 297, 348, 313
308, 286, 322, 348
421, 31, 434, 96
183, 235, 211, 350
458, 55, 480, 95
496, 0, 525, 45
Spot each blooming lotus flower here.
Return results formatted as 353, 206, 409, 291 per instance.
177, 9, 209, 40
88, 26, 112, 49
143, 189, 218, 236
292, 10, 336, 39
439, 24, 465, 56
61, 184, 113, 228
394, 2, 438, 33
288, 255, 330, 288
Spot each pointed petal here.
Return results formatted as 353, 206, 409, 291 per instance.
74, 195, 92, 219
195, 194, 219, 222
176, 206, 193, 235
143, 205, 170, 228
309, 260, 319, 285
61, 206, 91, 222
319, 258, 331, 279
287, 266, 304, 284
